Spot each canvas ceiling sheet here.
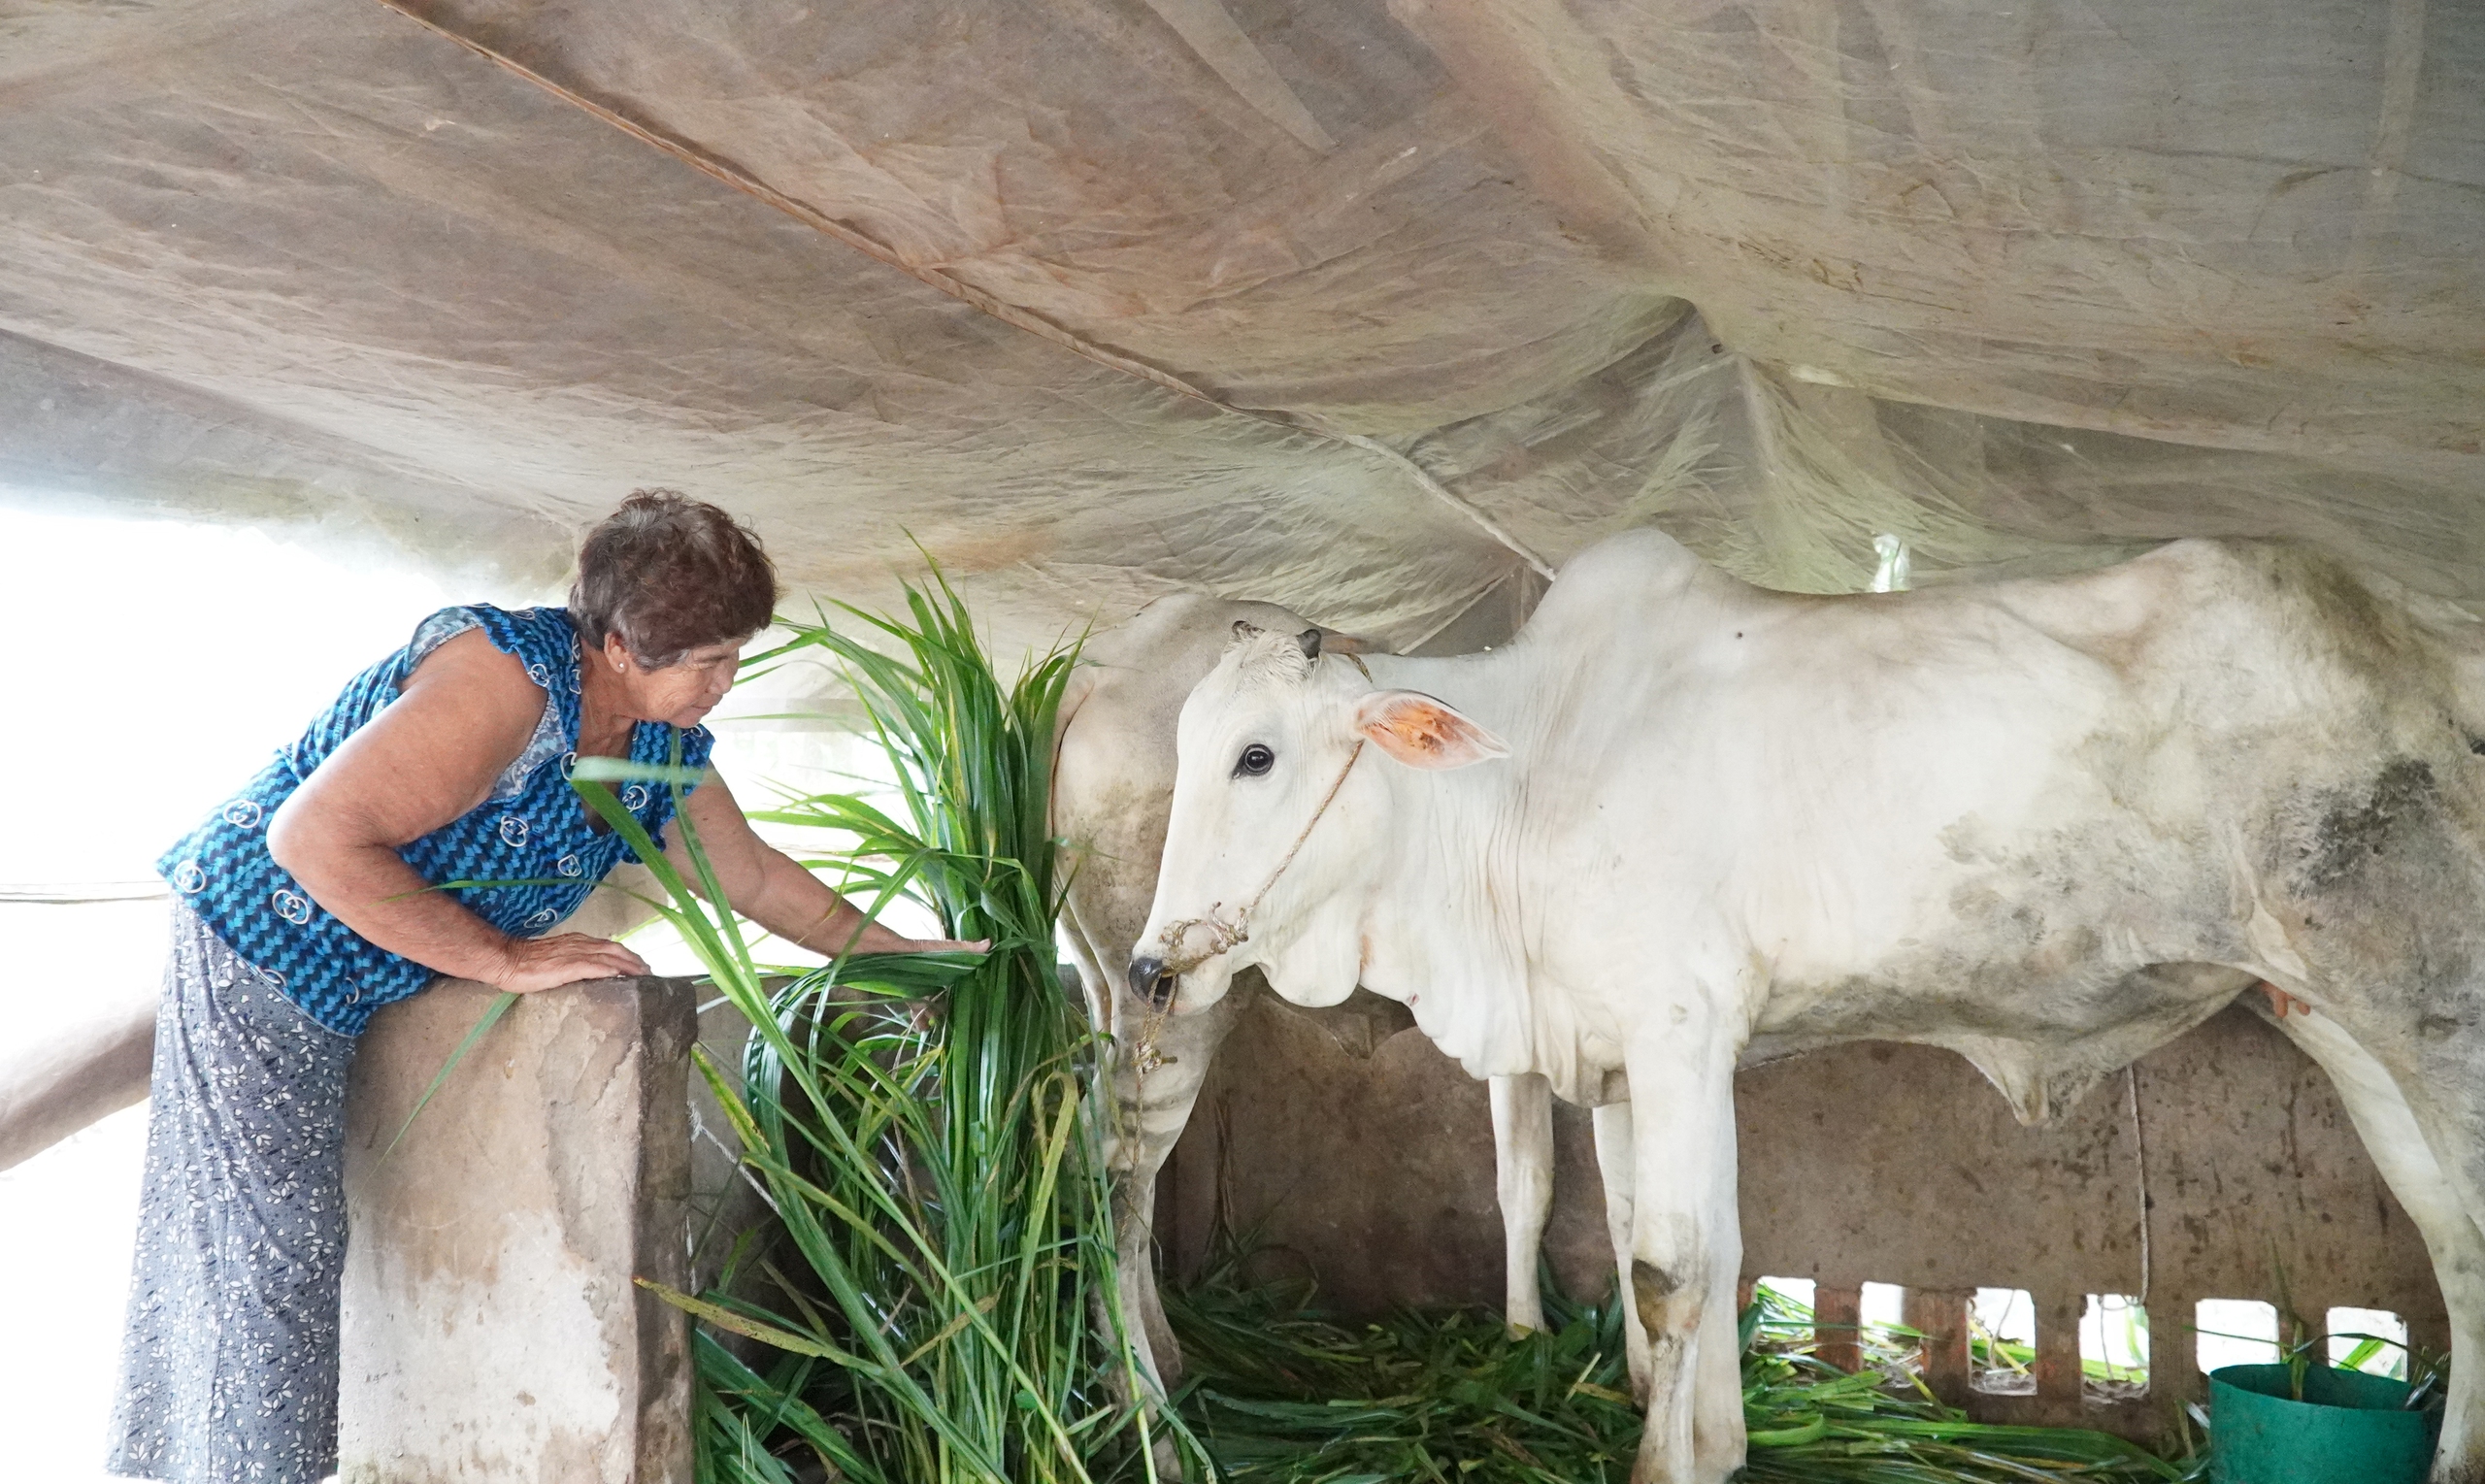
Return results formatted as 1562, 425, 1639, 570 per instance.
0, 0, 1541, 651
395, 0, 2483, 468
0, 0, 2478, 658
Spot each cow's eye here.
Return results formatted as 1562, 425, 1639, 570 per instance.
1234, 743, 1276, 777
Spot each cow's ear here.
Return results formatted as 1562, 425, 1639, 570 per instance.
1353, 690, 1508, 770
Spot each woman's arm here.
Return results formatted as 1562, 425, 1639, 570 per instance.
663, 773, 985, 957
267, 630, 652, 993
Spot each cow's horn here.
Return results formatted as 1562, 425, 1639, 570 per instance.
1298, 628, 1323, 660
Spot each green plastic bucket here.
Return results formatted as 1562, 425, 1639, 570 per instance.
2209, 1363, 2441, 1484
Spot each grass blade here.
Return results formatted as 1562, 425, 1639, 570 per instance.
381, 989, 516, 1164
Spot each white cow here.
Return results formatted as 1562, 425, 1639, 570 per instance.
1052, 596, 1634, 1400
1132, 529, 2485, 1484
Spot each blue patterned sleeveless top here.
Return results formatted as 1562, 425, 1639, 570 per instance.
156, 605, 714, 1037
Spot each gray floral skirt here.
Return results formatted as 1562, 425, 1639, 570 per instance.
109, 904, 358, 1484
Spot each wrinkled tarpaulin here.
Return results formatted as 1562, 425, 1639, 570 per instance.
2, 0, 2476, 658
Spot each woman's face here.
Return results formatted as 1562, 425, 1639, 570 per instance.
606, 634, 748, 728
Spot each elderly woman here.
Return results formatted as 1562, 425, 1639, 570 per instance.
108, 491, 972, 1484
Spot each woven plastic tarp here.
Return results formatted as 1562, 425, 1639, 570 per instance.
2, 0, 2476, 657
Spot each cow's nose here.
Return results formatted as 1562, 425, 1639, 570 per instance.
1128, 956, 1174, 1008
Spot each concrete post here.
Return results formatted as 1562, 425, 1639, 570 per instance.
2032, 1288, 2085, 1421
1812, 1284, 1863, 1372
338, 975, 698, 1484
2149, 1288, 2200, 1406
1905, 1287, 1973, 1406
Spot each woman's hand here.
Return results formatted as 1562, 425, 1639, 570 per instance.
491, 932, 652, 994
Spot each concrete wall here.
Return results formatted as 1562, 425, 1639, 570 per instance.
1162, 997, 2444, 1435
339, 976, 698, 1484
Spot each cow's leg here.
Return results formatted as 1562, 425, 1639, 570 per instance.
1064, 901, 1245, 1402
1492, 1072, 1555, 1333
1625, 1024, 1741, 1484
1095, 983, 1243, 1391
1062, 905, 1175, 1393
2283, 1008, 2485, 1483
1594, 1099, 1650, 1400
1692, 1218, 1745, 1482
1081, 983, 1244, 1484
1599, 1095, 1742, 1471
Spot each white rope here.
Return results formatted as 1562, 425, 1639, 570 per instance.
0, 881, 168, 904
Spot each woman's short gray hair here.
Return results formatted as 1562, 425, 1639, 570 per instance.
568, 490, 779, 667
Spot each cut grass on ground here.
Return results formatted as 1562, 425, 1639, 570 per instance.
1166, 1262, 2207, 1484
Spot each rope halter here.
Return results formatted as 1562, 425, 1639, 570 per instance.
1130, 646, 1376, 1073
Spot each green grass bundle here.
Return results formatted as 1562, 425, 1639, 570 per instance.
579, 574, 1181, 1484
